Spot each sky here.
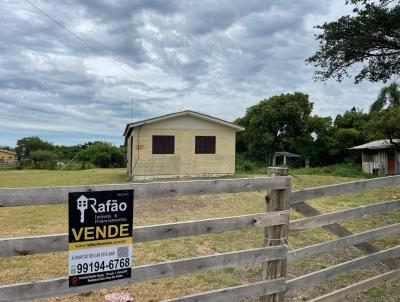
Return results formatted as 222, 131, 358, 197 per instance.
0, 0, 387, 146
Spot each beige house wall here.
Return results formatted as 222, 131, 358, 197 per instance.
126, 115, 237, 178
0, 151, 17, 163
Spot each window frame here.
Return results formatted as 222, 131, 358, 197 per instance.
152, 135, 175, 154
195, 136, 216, 154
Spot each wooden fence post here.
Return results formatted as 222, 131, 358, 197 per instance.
260, 167, 290, 302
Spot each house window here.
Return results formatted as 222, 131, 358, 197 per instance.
195, 136, 216, 154
152, 136, 174, 154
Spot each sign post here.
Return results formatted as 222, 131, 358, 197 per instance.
68, 190, 134, 287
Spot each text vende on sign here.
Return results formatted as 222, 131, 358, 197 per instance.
68, 190, 134, 287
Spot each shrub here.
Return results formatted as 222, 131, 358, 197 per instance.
30, 150, 58, 161
291, 163, 368, 178
78, 142, 125, 168
235, 154, 265, 174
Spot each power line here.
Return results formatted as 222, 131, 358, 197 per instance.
24, 0, 97, 52
23, 0, 142, 84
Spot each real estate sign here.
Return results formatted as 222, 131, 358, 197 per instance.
68, 190, 134, 287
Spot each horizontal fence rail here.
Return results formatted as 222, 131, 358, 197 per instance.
288, 223, 400, 263
0, 246, 287, 302
2, 172, 400, 301
289, 199, 400, 231
0, 176, 291, 207
0, 211, 289, 257
308, 269, 400, 302
290, 175, 400, 204
162, 278, 286, 302
287, 245, 400, 291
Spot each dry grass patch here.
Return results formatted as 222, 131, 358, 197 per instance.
0, 170, 399, 301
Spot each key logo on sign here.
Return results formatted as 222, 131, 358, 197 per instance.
76, 195, 89, 223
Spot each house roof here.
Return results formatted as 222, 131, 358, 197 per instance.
274, 151, 300, 158
0, 149, 16, 155
350, 139, 400, 150
123, 110, 245, 136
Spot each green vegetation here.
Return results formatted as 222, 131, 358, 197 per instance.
236, 92, 313, 164
237, 158, 368, 179
236, 82, 400, 167
291, 163, 369, 179
306, 0, 400, 83
235, 93, 370, 167
77, 142, 125, 168
8, 137, 126, 170
369, 82, 400, 152
0, 169, 399, 301
235, 154, 266, 174
0, 168, 128, 188
5, 83, 400, 172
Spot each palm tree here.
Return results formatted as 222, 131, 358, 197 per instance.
370, 82, 400, 112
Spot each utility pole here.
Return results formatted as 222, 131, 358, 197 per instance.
130, 97, 133, 123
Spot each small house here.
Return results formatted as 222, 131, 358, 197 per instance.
350, 139, 400, 175
123, 110, 245, 179
0, 149, 18, 168
0, 149, 17, 163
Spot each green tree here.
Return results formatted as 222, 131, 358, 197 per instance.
369, 108, 400, 149
236, 92, 313, 163
55, 144, 84, 160
326, 108, 369, 162
301, 115, 336, 166
368, 82, 400, 150
306, 0, 400, 83
0, 145, 15, 152
370, 82, 400, 112
15, 136, 54, 158
78, 142, 125, 168
334, 107, 369, 129
30, 150, 58, 162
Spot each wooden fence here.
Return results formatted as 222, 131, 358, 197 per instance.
0, 170, 400, 301
0, 159, 19, 169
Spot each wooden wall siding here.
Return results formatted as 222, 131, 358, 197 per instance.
129, 115, 237, 177
361, 150, 388, 175
397, 151, 400, 174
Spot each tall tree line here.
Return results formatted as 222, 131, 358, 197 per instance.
1, 138, 125, 169
235, 83, 400, 166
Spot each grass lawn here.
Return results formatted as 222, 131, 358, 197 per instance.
0, 169, 399, 301
0, 168, 129, 187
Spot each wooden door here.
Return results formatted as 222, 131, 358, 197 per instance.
387, 150, 396, 174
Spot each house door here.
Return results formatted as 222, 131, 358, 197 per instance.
387, 150, 396, 174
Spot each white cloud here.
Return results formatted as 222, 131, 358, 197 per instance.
0, 0, 388, 146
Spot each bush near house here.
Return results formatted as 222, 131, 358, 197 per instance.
291, 163, 369, 178
12, 137, 126, 170
77, 142, 125, 168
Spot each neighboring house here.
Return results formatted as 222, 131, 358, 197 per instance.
350, 139, 400, 175
0, 149, 17, 163
0, 149, 18, 168
123, 110, 245, 179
